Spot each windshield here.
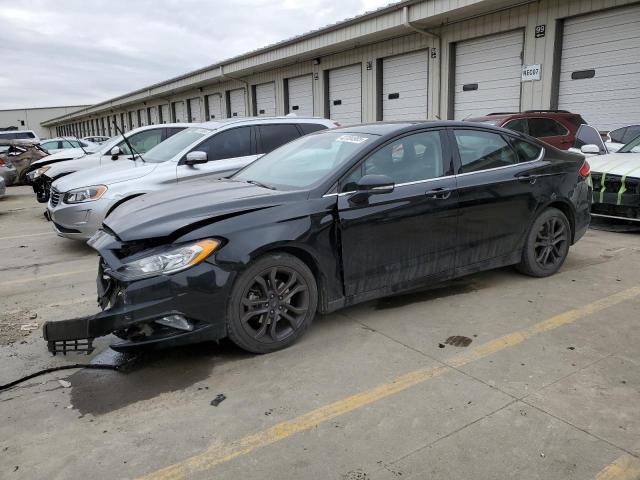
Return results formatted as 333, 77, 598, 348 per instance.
233, 131, 376, 190
143, 128, 213, 163
618, 134, 640, 153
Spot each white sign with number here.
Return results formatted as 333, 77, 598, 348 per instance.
522, 64, 541, 81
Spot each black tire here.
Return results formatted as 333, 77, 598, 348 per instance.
517, 207, 571, 277
227, 253, 318, 354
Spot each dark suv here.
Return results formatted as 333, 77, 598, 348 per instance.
466, 110, 587, 150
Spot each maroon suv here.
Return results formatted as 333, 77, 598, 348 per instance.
466, 110, 587, 150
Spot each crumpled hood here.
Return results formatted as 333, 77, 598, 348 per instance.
588, 152, 640, 177
30, 148, 88, 168
104, 180, 291, 241
54, 160, 157, 192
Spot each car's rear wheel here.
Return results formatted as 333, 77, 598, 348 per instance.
227, 253, 317, 353
517, 207, 571, 277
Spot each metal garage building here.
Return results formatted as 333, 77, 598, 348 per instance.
43, 0, 640, 136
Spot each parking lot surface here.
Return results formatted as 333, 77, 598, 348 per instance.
1, 185, 640, 479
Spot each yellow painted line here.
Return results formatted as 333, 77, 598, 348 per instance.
138, 286, 640, 480
0, 268, 95, 288
596, 454, 640, 480
0, 231, 55, 241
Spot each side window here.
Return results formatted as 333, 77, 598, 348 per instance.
120, 129, 163, 155
165, 127, 186, 138
622, 126, 640, 144
258, 124, 300, 154
341, 130, 445, 192
608, 127, 626, 143
299, 123, 328, 135
453, 130, 518, 173
41, 141, 58, 150
197, 127, 252, 161
528, 118, 569, 138
509, 138, 542, 162
504, 118, 528, 134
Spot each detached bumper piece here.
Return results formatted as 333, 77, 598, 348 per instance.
43, 317, 95, 355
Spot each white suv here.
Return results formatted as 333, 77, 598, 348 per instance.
48, 117, 336, 239
0, 130, 40, 154
30, 124, 191, 202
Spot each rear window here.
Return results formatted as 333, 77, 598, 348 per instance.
566, 115, 587, 128
0, 131, 36, 140
258, 124, 301, 154
509, 138, 542, 162
299, 123, 328, 135
528, 118, 568, 137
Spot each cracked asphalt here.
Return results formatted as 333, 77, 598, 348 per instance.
1, 185, 640, 479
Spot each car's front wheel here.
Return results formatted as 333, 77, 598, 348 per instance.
517, 207, 571, 277
227, 253, 318, 353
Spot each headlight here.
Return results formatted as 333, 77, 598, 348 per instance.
116, 239, 220, 280
63, 185, 107, 204
32, 166, 51, 179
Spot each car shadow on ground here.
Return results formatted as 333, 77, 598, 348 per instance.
69, 339, 252, 416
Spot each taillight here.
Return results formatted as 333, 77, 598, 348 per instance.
333, 122, 342, 128
579, 160, 590, 177
0, 158, 4, 166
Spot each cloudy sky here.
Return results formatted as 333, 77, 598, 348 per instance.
0, 0, 392, 110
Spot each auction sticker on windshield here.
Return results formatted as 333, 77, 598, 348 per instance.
336, 135, 369, 144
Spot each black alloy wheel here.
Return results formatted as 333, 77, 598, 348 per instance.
533, 216, 568, 269
517, 207, 571, 277
227, 253, 318, 353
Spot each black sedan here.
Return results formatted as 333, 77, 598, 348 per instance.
43, 121, 592, 355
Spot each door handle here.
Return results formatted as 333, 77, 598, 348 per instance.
517, 174, 538, 185
425, 188, 452, 200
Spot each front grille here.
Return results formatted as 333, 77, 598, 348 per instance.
604, 174, 622, 193
50, 187, 61, 207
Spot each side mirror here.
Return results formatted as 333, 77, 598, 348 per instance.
110, 146, 120, 160
581, 144, 601, 155
350, 174, 394, 203
184, 151, 208, 166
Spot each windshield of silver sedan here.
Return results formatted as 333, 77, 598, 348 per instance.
143, 128, 212, 163
233, 131, 377, 190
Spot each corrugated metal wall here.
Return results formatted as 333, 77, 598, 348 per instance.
54, 0, 640, 136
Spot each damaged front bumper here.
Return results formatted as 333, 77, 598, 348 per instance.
31, 174, 51, 203
42, 231, 233, 354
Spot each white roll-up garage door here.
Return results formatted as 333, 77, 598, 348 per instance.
160, 104, 169, 124
129, 111, 139, 129
138, 109, 147, 126
558, 5, 640, 131
149, 106, 159, 125
329, 64, 362, 125
383, 50, 429, 121
255, 82, 276, 117
229, 88, 246, 117
188, 97, 202, 123
206, 94, 223, 120
172, 101, 186, 123
454, 30, 523, 120
287, 75, 313, 116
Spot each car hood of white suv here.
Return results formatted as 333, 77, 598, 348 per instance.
53, 160, 159, 192
588, 152, 640, 175
46, 153, 134, 179
31, 148, 89, 168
